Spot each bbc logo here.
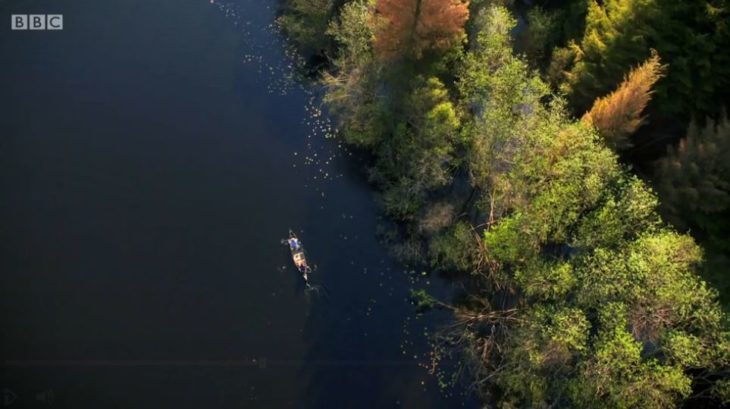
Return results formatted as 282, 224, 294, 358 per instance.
11, 14, 63, 30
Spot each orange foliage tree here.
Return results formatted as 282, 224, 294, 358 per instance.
374, 0, 469, 61
582, 52, 665, 150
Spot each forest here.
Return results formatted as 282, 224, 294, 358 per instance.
279, 0, 730, 406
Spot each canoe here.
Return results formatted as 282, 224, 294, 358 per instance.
286, 229, 311, 282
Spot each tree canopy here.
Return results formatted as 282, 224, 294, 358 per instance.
559, 0, 730, 119
280, 0, 730, 406
449, 9, 730, 407
655, 116, 730, 245
373, 0, 469, 60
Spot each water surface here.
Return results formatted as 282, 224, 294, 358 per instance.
0, 1, 470, 407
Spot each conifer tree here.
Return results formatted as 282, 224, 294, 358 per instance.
562, 0, 730, 118
563, 0, 656, 112
655, 115, 730, 239
582, 52, 665, 150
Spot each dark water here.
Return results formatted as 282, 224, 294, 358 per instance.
0, 1, 472, 407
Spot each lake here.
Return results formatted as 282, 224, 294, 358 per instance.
0, 0, 473, 407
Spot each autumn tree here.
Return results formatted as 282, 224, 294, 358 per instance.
582, 52, 665, 150
373, 0, 469, 61
560, 0, 730, 118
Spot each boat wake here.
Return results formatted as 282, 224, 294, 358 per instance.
304, 283, 327, 299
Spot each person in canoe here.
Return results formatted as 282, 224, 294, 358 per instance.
287, 236, 301, 251
284, 230, 312, 282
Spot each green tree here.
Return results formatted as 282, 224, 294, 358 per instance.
457, 6, 550, 218
324, 0, 389, 147
443, 7, 730, 407
654, 115, 730, 307
373, 76, 461, 219
562, 0, 657, 112
429, 221, 480, 272
561, 0, 730, 119
279, 0, 336, 52
517, 7, 560, 68
654, 116, 730, 246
